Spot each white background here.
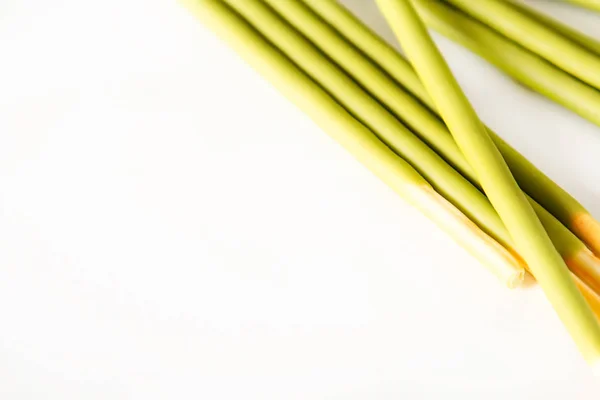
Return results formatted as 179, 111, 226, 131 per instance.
1, 0, 600, 398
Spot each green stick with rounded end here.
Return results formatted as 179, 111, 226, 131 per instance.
302, 0, 600, 256
264, 0, 600, 294
179, 0, 526, 287
445, 0, 600, 90
564, 0, 600, 12
508, 0, 600, 55
375, 0, 600, 366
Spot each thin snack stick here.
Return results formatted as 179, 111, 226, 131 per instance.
445, 0, 600, 90
508, 0, 600, 55
414, 0, 600, 129
179, 0, 525, 286
260, 0, 600, 294
181, 0, 600, 330
375, 0, 600, 367
302, 0, 600, 257
301, 0, 435, 109
412, 0, 600, 255
265, 0, 473, 188
225, 0, 600, 293
224, 0, 516, 253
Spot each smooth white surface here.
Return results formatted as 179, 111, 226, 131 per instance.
1, 0, 600, 398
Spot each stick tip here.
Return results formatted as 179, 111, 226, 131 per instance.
572, 213, 600, 256
507, 269, 526, 289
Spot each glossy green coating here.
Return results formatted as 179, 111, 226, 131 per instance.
376, 0, 600, 365
303, 0, 600, 253
446, 0, 600, 90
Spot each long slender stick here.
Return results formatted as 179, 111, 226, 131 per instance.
412, 0, 600, 126
224, 0, 515, 251
375, 0, 600, 366
302, 0, 600, 257
264, 0, 600, 293
180, 0, 600, 335
508, 0, 600, 55
225, 0, 600, 296
302, 0, 435, 109
411, 0, 600, 256
445, 0, 600, 90
179, 0, 525, 287
264, 0, 472, 182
